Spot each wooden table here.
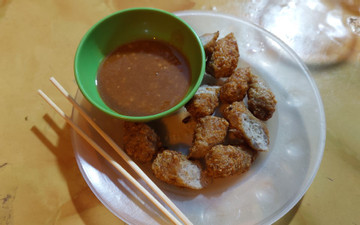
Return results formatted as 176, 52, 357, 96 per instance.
1, 0, 359, 224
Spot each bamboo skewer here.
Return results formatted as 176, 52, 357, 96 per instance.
49, 77, 193, 225
38, 89, 182, 225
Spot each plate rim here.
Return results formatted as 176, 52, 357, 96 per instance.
71, 10, 326, 225
173, 10, 326, 224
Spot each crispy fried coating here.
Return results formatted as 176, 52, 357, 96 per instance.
220, 67, 251, 103
223, 102, 269, 151
189, 116, 229, 159
152, 150, 209, 189
205, 145, 254, 178
200, 31, 219, 58
185, 85, 220, 119
247, 73, 277, 121
123, 122, 161, 163
206, 33, 239, 78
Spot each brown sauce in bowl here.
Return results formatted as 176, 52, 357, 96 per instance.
97, 39, 191, 117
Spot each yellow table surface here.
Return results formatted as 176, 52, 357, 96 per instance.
1, 0, 359, 224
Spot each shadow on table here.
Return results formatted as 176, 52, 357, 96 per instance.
31, 114, 123, 225
273, 198, 303, 225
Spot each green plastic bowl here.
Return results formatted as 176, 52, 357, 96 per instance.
74, 8, 205, 122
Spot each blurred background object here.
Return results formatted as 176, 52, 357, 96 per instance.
190, 0, 359, 65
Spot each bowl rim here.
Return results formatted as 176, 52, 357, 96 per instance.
74, 7, 206, 122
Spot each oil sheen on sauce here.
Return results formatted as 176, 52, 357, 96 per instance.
97, 39, 191, 117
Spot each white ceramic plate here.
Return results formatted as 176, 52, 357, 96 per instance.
71, 11, 326, 225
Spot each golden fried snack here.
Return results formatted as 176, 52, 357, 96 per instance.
206, 32, 239, 78
205, 145, 254, 178
219, 67, 251, 103
152, 150, 210, 189
189, 116, 229, 159
247, 73, 277, 121
199, 31, 219, 58
223, 101, 270, 151
185, 85, 220, 119
123, 122, 161, 163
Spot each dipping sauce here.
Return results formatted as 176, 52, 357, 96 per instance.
97, 39, 191, 116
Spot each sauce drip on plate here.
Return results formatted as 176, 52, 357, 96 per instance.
97, 39, 191, 116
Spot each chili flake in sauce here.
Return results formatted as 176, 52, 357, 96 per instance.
97, 39, 191, 116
